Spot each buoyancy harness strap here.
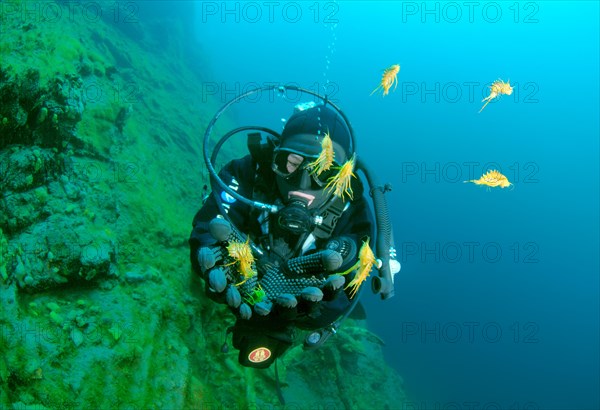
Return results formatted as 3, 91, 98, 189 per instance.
312, 195, 347, 240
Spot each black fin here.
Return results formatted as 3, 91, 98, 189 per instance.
348, 301, 367, 320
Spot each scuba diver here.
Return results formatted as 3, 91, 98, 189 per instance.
189, 86, 400, 371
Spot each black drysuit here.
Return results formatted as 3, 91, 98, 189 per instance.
189, 154, 374, 331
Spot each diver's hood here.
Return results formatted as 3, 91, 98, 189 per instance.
275, 103, 353, 209
279, 104, 352, 164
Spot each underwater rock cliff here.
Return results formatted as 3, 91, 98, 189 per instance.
0, 1, 407, 408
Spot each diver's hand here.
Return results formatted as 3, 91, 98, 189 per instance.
196, 218, 255, 312
196, 218, 232, 289
251, 249, 346, 318
198, 225, 358, 322
262, 235, 361, 320
248, 236, 360, 320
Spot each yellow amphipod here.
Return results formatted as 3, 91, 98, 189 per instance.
325, 154, 357, 201
308, 132, 335, 177
226, 238, 256, 285
464, 169, 512, 189
340, 238, 378, 299
370, 64, 400, 97
479, 79, 514, 113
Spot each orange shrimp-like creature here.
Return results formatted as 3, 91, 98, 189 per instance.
370, 64, 400, 97
325, 154, 357, 201
464, 169, 512, 189
340, 238, 378, 299
479, 79, 513, 113
308, 132, 334, 177
226, 238, 256, 285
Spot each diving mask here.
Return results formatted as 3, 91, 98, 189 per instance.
271, 149, 338, 190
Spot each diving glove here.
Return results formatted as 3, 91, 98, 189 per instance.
198, 218, 358, 321
197, 217, 260, 312
259, 235, 359, 320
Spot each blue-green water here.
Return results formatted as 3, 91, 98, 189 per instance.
161, 1, 599, 408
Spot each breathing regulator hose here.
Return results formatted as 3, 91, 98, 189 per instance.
202, 84, 354, 214
356, 158, 397, 300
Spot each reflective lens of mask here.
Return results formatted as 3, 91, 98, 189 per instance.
272, 150, 338, 188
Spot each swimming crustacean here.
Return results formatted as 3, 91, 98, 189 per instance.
325, 154, 357, 201
243, 284, 266, 306
308, 131, 335, 177
464, 169, 512, 189
370, 64, 400, 97
226, 238, 256, 285
341, 238, 378, 299
479, 79, 513, 113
